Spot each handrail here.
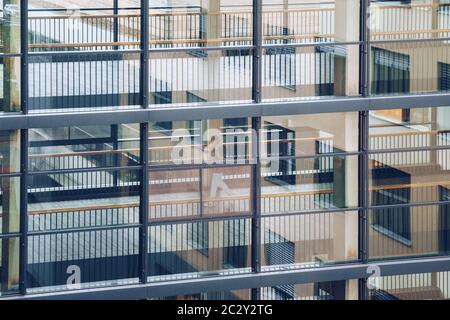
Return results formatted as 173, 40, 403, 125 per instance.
369, 130, 450, 138
5, 5, 445, 50
23, 178, 450, 216
27, 189, 334, 216
372, 29, 450, 37
371, 180, 450, 192
25, 131, 449, 160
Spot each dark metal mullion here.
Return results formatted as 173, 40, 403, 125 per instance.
19, 0, 29, 296
113, 0, 119, 50
252, 0, 262, 104
139, 123, 149, 284
19, 130, 29, 295
250, 0, 263, 301
358, 0, 370, 301
251, 117, 262, 300
111, 124, 120, 186
139, 0, 150, 285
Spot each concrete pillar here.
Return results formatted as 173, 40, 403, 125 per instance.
0, 131, 21, 292
201, 0, 221, 45
332, 146, 359, 299
330, 2, 360, 298
282, 0, 289, 38
2, 0, 21, 113
1, 0, 22, 292
431, 0, 440, 34
333, 0, 360, 96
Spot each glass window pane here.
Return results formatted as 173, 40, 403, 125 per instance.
1, 0, 21, 55
148, 218, 252, 281
261, 211, 359, 270
28, 52, 141, 113
369, 150, 450, 206
28, 124, 140, 171
0, 237, 20, 295
262, 1, 359, 44
0, 56, 21, 113
149, 118, 252, 165
0, 176, 20, 234
149, 165, 252, 221
149, 1, 253, 49
369, 204, 450, 260
149, 49, 252, 106
202, 165, 251, 216
261, 44, 360, 101
261, 155, 359, 214
27, 228, 139, 293
28, 1, 140, 52
370, 1, 450, 41
150, 168, 200, 221
370, 41, 450, 95
0, 130, 20, 174
262, 280, 359, 300
28, 169, 140, 232
370, 271, 450, 300
262, 112, 359, 156
156, 289, 251, 300
370, 107, 450, 150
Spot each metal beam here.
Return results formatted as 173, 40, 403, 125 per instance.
7, 256, 450, 300
2, 93, 450, 130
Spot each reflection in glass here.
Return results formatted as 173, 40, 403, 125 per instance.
370, 107, 450, 150
149, 49, 252, 106
262, 1, 359, 44
149, 168, 200, 220
149, 118, 252, 165
261, 280, 359, 300
261, 211, 359, 270
261, 156, 359, 214
370, 1, 450, 41
202, 166, 251, 216
0, 130, 20, 174
28, 124, 140, 171
371, 41, 450, 95
262, 112, 359, 156
27, 169, 140, 232
369, 150, 450, 206
28, 1, 139, 52
1, 0, 21, 55
369, 271, 450, 300
156, 289, 251, 300
27, 228, 139, 292
369, 204, 450, 260
0, 237, 20, 294
0, 176, 20, 234
28, 53, 141, 113
149, 165, 251, 221
148, 218, 252, 281
150, 0, 253, 48
262, 44, 360, 101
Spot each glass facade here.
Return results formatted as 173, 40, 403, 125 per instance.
0, 0, 449, 300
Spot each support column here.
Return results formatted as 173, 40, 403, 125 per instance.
139, 0, 150, 284
0, 131, 21, 293
2, 0, 21, 113
332, 0, 361, 300
1, 0, 22, 293
200, 0, 222, 101
201, 0, 222, 46
333, 0, 360, 96
251, 0, 262, 300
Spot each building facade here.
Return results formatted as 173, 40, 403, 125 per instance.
0, 0, 450, 300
